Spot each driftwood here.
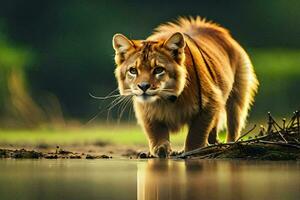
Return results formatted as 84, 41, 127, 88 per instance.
176, 111, 300, 160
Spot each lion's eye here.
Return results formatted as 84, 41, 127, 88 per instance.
153, 67, 165, 75
129, 67, 138, 75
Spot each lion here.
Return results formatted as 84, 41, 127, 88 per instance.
112, 17, 259, 158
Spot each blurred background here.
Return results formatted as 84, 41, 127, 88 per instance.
0, 0, 299, 148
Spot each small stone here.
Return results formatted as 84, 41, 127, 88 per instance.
45, 154, 58, 159
138, 152, 148, 159
69, 155, 81, 159
86, 154, 95, 159
100, 155, 110, 159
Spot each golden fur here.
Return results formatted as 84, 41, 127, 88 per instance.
112, 17, 259, 157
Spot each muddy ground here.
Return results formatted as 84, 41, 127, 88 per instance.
1, 142, 299, 160
0, 144, 151, 159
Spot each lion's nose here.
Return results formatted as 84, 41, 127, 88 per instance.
138, 82, 151, 92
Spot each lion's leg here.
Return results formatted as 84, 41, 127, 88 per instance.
226, 55, 258, 142
184, 108, 218, 152
208, 126, 219, 144
225, 95, 242, 142
226, 88, 252, 142
225, 51, 258, 142
143, 121, 171, 158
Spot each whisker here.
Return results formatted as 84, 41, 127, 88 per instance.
89, 93, 120, 100
89, 88, 120, 100
86, 87, 134, 125
85, 94, 125, 125
116, 96, 127, 118
85, 96, 121, 125
84, 110, 103, 126
105, 97, 123, 114
107, 96, 125, 111
104, 88, 119, 96
127, 98, 133, 123
160, 89, 174, 91
106, 96, 128, 122
117, 96, 132, 124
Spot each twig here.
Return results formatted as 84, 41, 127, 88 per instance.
286, 114, 296, 130
296, 110, 300, 135
259, 140, 300, 149
177, 143, 231, 158
236, 124, 257, 142
276, 130, 288, 143
197, 150, 226, 159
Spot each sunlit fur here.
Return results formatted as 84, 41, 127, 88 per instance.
113, 16, 259, 157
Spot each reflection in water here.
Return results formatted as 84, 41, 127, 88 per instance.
137, 160, 300, 200
0, 159, 299, 200
0, 160, 137, 200
138, 160, 187, 200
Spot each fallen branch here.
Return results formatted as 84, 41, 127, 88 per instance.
176, 111, 300, 160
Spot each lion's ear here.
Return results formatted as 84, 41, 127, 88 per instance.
113, 34, 135, 65
163, 32, 185, 64
164, 32, 185, 50
113, 34, 134, 53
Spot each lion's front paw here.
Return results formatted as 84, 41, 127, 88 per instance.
170, 149, 184, 156
151, 142, 171, 158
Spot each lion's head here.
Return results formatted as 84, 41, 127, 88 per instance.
112, 32, 187, 103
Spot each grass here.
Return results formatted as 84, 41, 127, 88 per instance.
0, 123, 231, 149
0, 125, 189, 147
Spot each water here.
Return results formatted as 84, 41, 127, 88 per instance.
0, 159, 299, 200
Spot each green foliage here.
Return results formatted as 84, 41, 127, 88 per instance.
0, 31, 33, 96
249, 49, 300, 118
0, 30, 34, 119
0, 0, 299, 125
0, 35, 33, 70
